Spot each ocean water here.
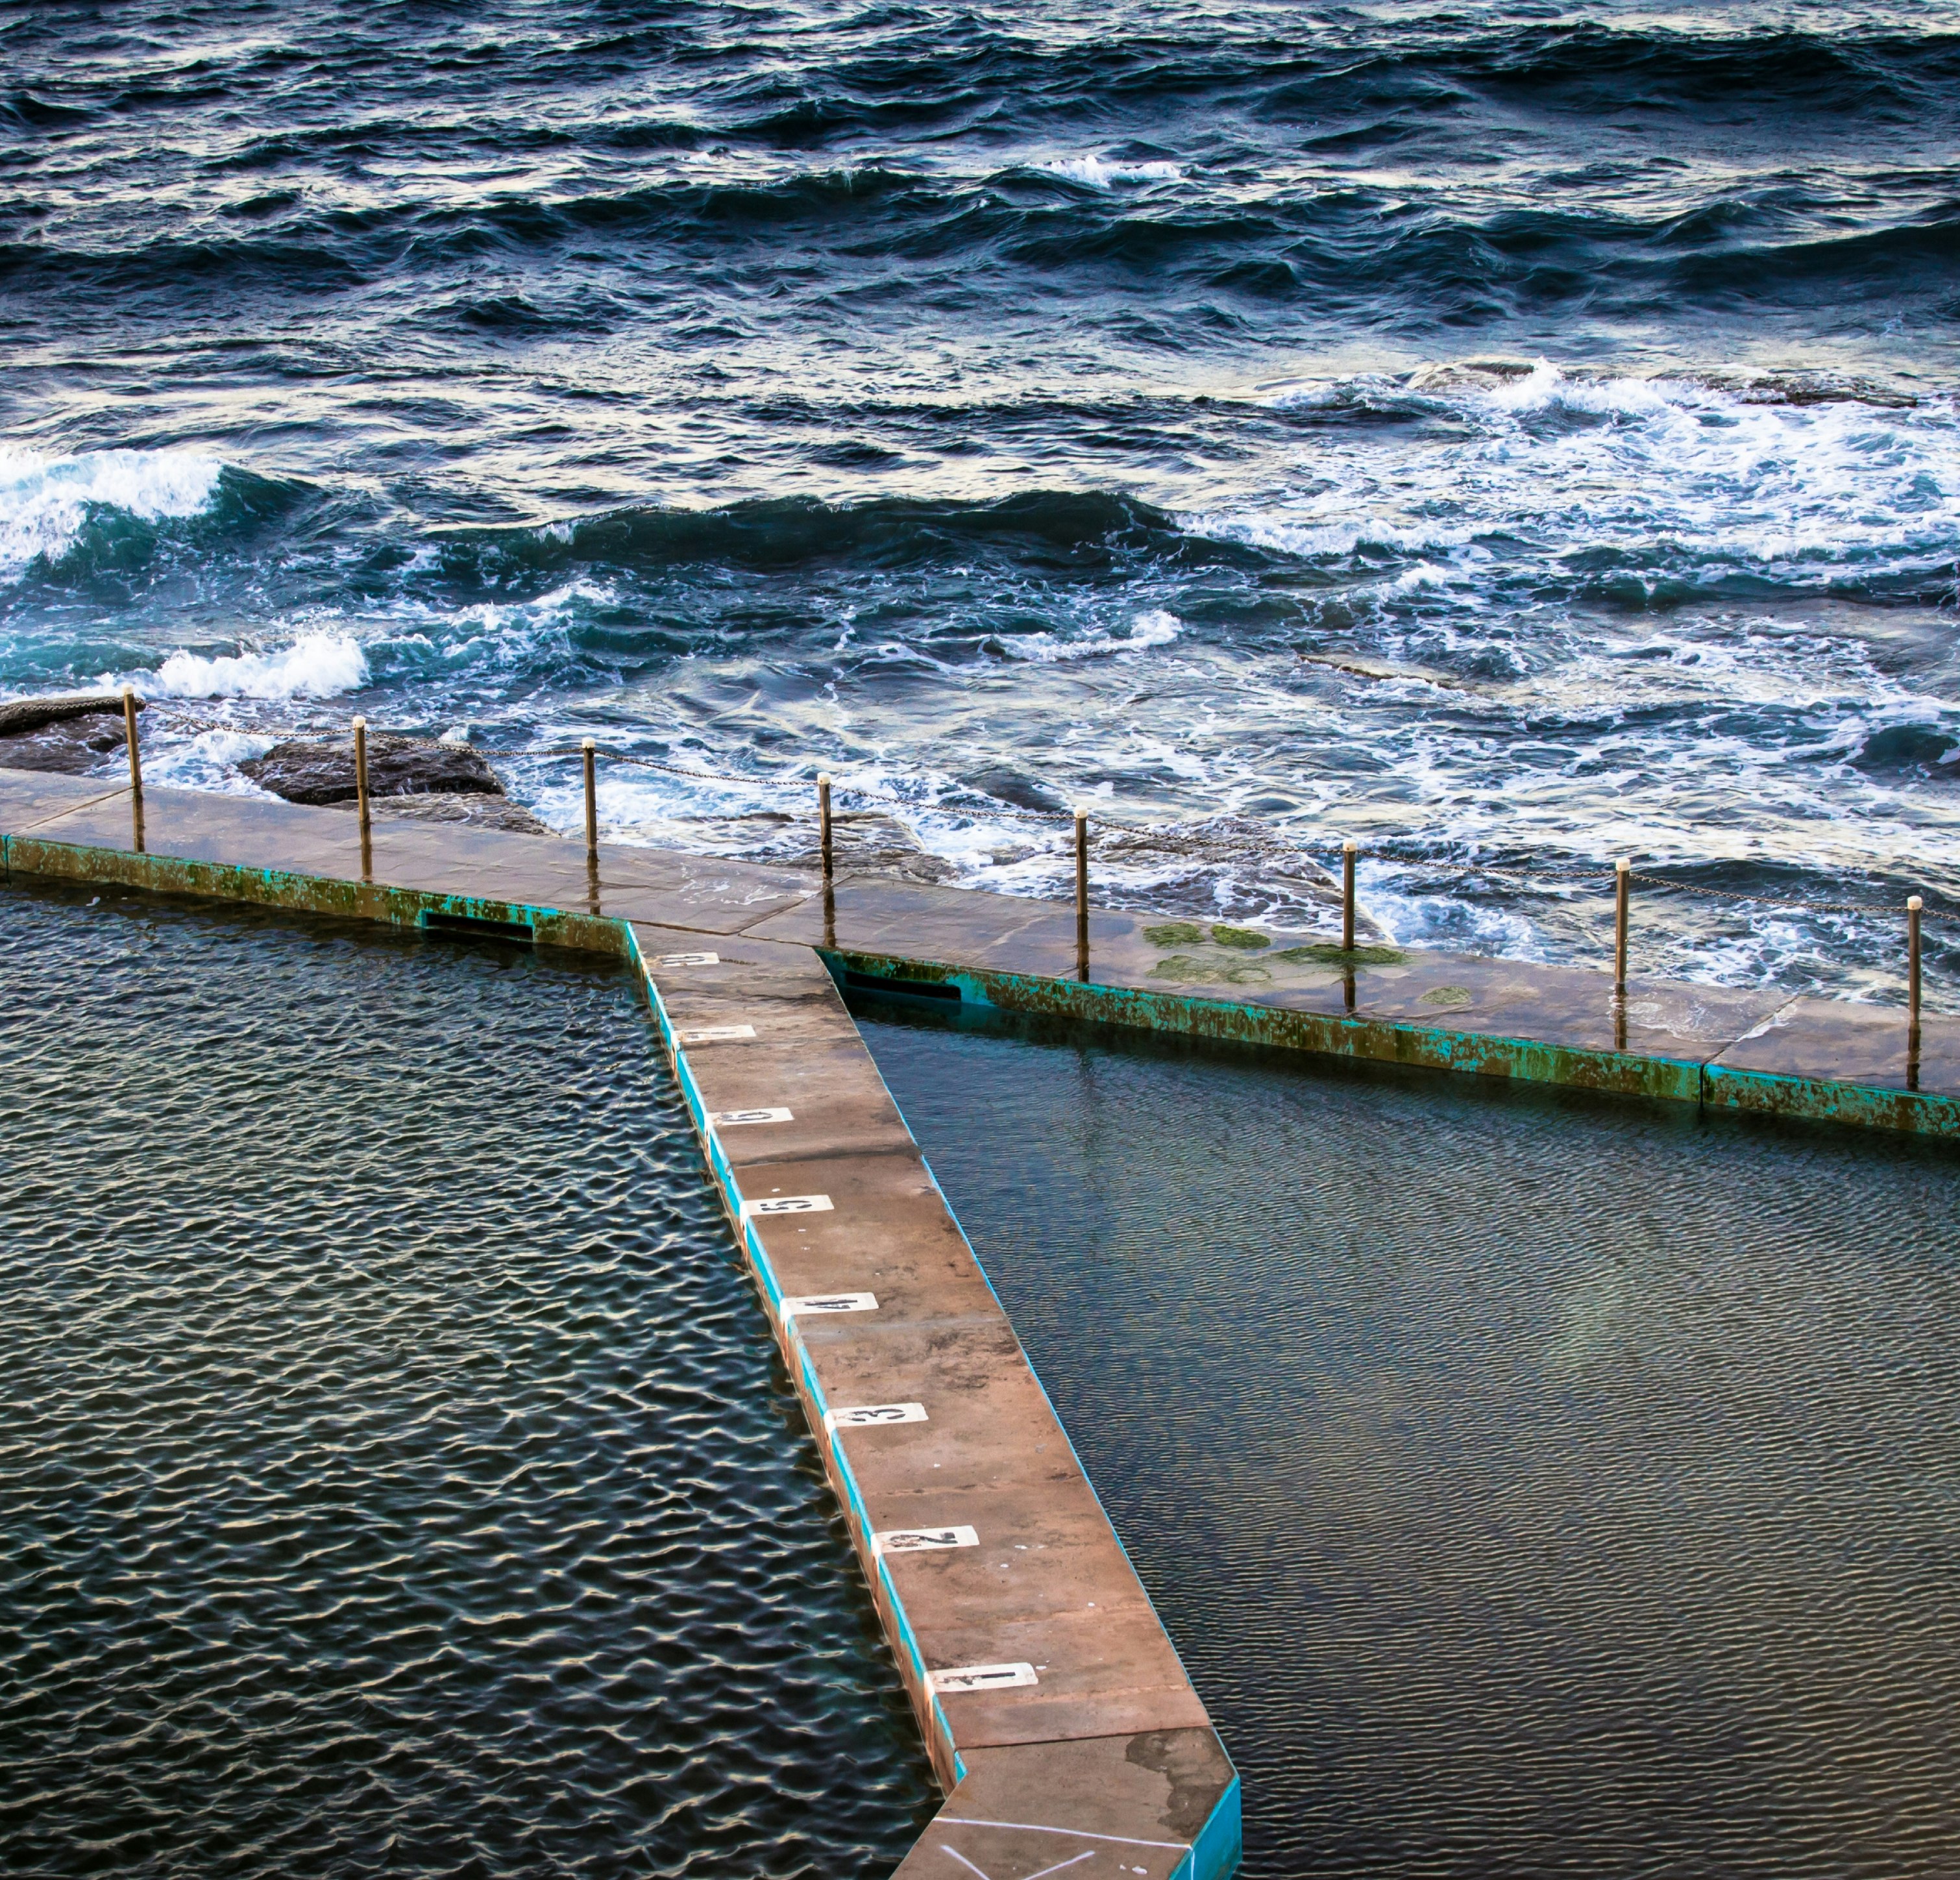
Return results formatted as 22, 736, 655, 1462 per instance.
0, 884, 937, 1879
3, 2, 1958, 1002
859, 1000, 1960, 1879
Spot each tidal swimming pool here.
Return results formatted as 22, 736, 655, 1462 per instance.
859, 1002, 1960, 1880
0, 885, 935, 1879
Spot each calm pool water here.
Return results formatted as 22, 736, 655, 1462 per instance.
0, 885, 936, 1879
859, 1001, 1960, 1880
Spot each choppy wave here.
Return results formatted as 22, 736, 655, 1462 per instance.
3, 0, 1957, 1004
0, 447, 221, 579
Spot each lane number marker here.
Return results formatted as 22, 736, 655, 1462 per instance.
655, 952, 720, 967
929, 1663, 1038, 1694
825, 1402, 927, 1431
711, 1107, 793, 1126
742, 1193, 832, 1217
876, 1525, 979, 1555
780, 1292, 876, 1320
678, 1024, 755, 1043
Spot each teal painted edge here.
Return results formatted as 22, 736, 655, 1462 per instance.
1702, 1059, 1960, 1134
1188, 1772, 1244, 1880
5, 830, 1946, 1143
0, 832, 631, 956
825, 947, 1958, 1142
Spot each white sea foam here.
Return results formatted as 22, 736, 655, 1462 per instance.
1240, 365, 1960, 595
0, 447, 223, 580
994, 608, 1185, 663
150, 632, 369, 700
1038, 153, 1181, 187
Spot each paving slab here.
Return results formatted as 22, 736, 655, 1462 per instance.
894, 1730, 1240, 1880
623, 917, 1236, 1861
1707, 996, 1960, 1130
0, 767, 134, 833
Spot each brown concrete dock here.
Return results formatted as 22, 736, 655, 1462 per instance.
3, 763, 1954, 1876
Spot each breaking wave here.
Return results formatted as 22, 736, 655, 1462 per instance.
151, 632, 368, 701
0, 448, 222, 580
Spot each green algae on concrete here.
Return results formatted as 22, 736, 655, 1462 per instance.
1149, 954, 1275, 986
1275, 942, 1408, 967
1209, 924, 1271, 950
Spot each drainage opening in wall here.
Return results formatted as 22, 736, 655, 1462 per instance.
842, 967, 961, 1004
421, 911, 535, 945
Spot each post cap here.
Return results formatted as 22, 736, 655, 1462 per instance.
818, 771, 831, 785
1909, 895, 1924, 911
582, 736, 595, 752
1615, 856, 1630, 873
1073, 805, 1089, 822
352, 715, 366, 730
121, 683, 135, 699
1343, 837, 1358, 854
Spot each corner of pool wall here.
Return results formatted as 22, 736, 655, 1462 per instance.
1194, 1766, 1243, 1880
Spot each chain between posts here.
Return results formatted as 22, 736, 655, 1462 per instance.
136, 704, 1955, 927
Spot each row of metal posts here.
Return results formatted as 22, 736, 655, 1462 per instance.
108, 702, 1932, 1041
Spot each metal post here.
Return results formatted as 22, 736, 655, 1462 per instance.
1074, 809, 1090, 981
582, 738, 598, 862
818, 773, 833, 882
1908, 895, 1923, 1038
122, 686, 142, 797
122, 686, 143, 852
353, 715, 371, 878
1341, 839, 1357, 952
1613, 858, 1630, 997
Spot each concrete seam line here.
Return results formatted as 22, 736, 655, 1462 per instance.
9, 784, 134, 834
938, 1817, 1192, 1851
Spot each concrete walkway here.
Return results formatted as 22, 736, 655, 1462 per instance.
5, 765, 1955, 1877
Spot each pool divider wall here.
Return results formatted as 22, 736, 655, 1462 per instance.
622, 921, 1243, 1879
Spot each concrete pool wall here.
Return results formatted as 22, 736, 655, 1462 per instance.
5, 764, 1956, 1876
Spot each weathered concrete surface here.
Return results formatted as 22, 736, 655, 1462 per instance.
630, 923, 1240, 1875
1708, 996, 1960, 1133
2, 763, 1952, 1143
0, 772, 811, 942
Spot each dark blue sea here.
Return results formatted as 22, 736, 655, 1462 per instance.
4, 1, 1959, 999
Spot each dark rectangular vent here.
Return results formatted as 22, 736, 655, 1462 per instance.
422, 911, 535, 945
844, 968, 959, 1002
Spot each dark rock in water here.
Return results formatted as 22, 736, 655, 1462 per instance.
960, 765, 1066, 814
779, 810, 959, 885
326, 793, 554, 837
241, 733, 505, 805
0, 717, 129, 775
1853, 723, 1959, 775
0, 691, 135, 739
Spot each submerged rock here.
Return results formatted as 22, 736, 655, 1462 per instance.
326, 793, 554, 837
240, 733, 505, 806
0, 693, 136, 774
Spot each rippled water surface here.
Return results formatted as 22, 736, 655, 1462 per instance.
0, 886, 935, 1878
861, 1002, 1960, 1877
3, 2, 1959, 1006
